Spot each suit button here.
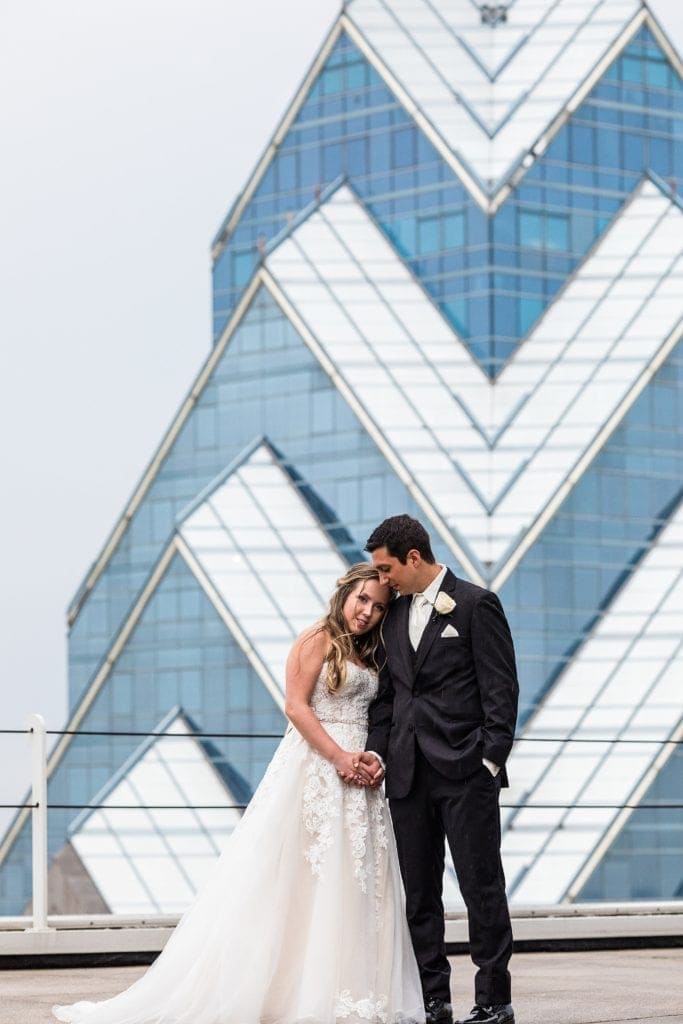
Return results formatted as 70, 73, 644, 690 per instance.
408, 724, 415, 733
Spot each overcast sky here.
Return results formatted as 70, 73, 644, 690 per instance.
1, 1, 682, 828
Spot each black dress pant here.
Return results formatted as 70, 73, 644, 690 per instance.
389, 746, 512, 1006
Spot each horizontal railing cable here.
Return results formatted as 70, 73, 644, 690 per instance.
1, 728, 682, 744
1, 801, 682, 811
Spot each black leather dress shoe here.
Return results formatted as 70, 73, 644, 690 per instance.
455, 1005, 514, 1024
425, 996, 454, 1024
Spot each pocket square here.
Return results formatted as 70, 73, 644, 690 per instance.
441, 624, 459, 637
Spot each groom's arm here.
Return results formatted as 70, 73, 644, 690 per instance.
365, 644, 395, 764
471, 591, 519, 770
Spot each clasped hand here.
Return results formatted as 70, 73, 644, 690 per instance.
334, 751, 384, 788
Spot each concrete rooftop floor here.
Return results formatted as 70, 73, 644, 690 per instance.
2, 948, 682, 1024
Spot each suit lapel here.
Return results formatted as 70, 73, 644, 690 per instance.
413, 570, 458, 676
387, 596, 413, 685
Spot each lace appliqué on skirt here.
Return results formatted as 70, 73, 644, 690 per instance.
302, 753, 340, 876
344, 786, 389, 914
335, 990, 389, 1023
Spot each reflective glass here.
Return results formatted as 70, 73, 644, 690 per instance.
579, 747, 683, 900
268, 182, 683, 572
213, 26, 683, 378
506, 496, 682, 903
180, 444, 357, 687
69, 713, 244, 914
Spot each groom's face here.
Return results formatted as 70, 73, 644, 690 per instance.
370, 546, 420, 595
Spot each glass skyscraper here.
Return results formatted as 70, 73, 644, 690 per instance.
2, 0, 682, 914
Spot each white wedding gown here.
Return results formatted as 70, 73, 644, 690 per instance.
53, 662, 425, 1024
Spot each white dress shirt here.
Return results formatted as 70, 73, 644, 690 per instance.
409, 565, 448, 650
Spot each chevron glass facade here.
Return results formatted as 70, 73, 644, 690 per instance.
1, 0, 681, 915
213, 20, 683, 374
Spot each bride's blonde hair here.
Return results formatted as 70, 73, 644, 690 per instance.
315, 563, 389, 694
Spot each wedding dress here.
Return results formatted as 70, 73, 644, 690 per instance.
53, 662, 425, 1024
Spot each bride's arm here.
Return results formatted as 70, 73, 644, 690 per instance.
284, 628, 372, 784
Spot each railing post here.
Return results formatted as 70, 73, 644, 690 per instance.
26, 713, 51, 932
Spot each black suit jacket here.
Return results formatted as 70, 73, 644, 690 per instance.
366, 569, 519, 799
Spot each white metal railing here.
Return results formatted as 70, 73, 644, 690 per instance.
27, 713, 51, 932
2, 720, 682, 933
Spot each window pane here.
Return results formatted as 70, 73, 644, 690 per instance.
393, 128, 414, 168
547, 214, 569, 251
444, 212, 464, 249
277, 152, 296, 191
519, 297, 544, 334
520, 211, 543, 248
417, 216, 440, 253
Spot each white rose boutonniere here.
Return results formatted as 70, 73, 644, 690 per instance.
433, 591, 456, 615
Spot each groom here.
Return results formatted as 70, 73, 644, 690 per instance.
360, 515, 518, 1024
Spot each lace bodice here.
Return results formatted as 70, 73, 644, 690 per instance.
310, 660, 379, 727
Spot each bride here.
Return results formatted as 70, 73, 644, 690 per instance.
53, 563, 425, 1024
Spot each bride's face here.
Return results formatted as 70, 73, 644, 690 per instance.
343, 579, 390, 635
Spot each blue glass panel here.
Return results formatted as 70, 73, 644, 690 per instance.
547, 214, 569, 251
494, 205, 515, 245
578, 748, 683, 901
322, 67, 343, 95
393, 127, 414, 168
519, 297, 544, 334
646, 58, 670, 89
417, 216, 440, 253
2, 553, 285, 913
323, 142, 342, 179
194, 406, 217, 449
347, 138, 366, 176
277, 152, 297, 190
501, 340, 683, 725
212, 27, 683, 376
623, 56, 643, 83
233, 251, 253, 288
369, 130, 391, 172
519, 211, 543, 248
300, 148, 320, 188
346, 60, 367, 91
440, 299, 467, 335
444, 212, 464, 249
623, 132, 646, 172
390, 216, 416, 257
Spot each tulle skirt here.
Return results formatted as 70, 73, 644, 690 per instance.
53, 722, 425, 1024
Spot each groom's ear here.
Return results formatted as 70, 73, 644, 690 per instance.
407, 548, 422, 567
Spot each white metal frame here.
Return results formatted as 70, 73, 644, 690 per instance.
25, 714, 51, 933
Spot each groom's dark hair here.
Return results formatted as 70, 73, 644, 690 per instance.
366, 515, 436, 564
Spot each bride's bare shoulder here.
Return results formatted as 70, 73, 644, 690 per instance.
287, 623, 330, 672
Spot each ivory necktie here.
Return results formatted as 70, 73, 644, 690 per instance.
409, 594, 431, 650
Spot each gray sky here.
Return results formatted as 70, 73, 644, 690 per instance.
1, 1, 682, 829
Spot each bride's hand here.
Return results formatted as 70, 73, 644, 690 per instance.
333, 751, 371, 785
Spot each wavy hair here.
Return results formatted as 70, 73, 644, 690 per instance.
316, 563, 390, 693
